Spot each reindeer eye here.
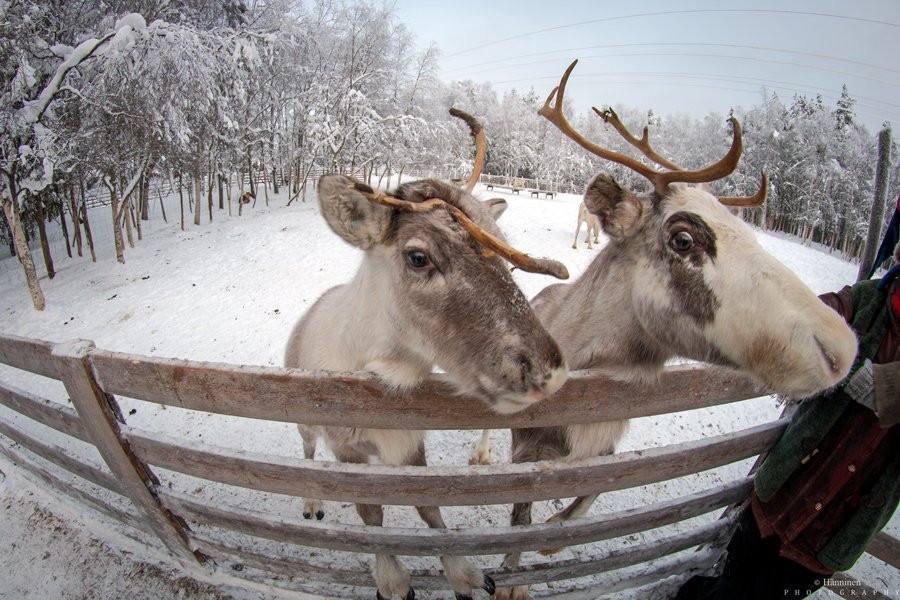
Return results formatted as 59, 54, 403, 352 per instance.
670, 231, 695, 252
405, 250, 431, 269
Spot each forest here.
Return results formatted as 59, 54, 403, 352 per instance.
1, 0, 897, 310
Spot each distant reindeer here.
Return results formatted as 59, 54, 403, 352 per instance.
488, 61, 859, 600
284, 109, 568, 600
572, 200, 601, 249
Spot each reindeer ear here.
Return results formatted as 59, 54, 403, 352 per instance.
484, 197, 508, 220
583, 173, 647, 240
318, 174, 392, 249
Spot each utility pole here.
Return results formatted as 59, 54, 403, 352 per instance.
858, 126, 892, 281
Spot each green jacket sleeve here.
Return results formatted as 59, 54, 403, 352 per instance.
874, 361, 900, 426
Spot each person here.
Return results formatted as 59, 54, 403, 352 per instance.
676, 239, 900, 600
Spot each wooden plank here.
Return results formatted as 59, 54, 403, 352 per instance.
192, 538, 379, 588
541, 548, 717, 599
162, 477, 752, 555
868, 532, 900, 570
194, 518, 727, 591
91, 349, 762, 429
493, 520, 728, 587
0, 333, 59, 379
129, 417, 781, 506
52, 340, 204, 568
0, 380, 89, 442
0, 418, 120, 492
0, 440, 148, 534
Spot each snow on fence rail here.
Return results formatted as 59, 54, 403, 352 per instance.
0, 332, 896, 598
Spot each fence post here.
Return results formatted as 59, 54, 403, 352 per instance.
858, 126, 893, 281
52, 339, 204, 568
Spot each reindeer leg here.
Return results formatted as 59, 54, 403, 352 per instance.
411, 442, 494, 600
469, 429, 492, 465
334, 447, 414, 600
539, 493, 600, 555
494, 501, 532, 600
571, 220, 582, 249
297, 425, 324, 520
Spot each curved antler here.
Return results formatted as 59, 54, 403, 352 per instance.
449, 107, 486, 193
718, 172, 768, 207
594, 106, 682, 171
540, 60, 751, 198
538, 60, 661, 186
348, 181, 569, 280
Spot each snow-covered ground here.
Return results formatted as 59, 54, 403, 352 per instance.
0, 181, 897, 599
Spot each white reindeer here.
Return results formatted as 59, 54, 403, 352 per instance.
572, 200, 601, 249
285, 110, 568, 600
489, 61, 859, 600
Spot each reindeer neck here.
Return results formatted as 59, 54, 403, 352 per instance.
544, 242, 669, 383
341, 253, 434, 388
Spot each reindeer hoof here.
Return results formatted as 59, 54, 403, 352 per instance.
303, 511, 312, 519
468, 451, 491, 466
316, 509, 325, 520
493, 586, 529, 600
375, 589, 415, 600
482, 575, 496, 595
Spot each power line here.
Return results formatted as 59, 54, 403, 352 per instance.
443, 42, 900, 77
494, 70, 900, 111
483, 76, 900, 123
450, 53, 898, 90
444, 9, 900, 59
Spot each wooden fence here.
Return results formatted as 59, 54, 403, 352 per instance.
0, 332, 896, 598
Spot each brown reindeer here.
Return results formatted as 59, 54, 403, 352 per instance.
284, 110, 568, 600
491, 61, 858, 600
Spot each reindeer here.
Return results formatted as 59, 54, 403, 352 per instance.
284, 109, 569, 600
490, 61, 859, 600
572, 200, 601, 249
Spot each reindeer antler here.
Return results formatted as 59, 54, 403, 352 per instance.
449, 107, 486, 192
540, 60, 766, 207
349, 181, 569, 280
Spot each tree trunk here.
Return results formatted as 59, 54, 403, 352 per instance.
79, 177, 96, 262
858, 127, 893, 281
122, 194, 135, 249
140, 171, 150, 220
207, 169, 213, 223
68, 186, 82, 258
226, 172, 232, 217
218, 172, 224, 210
3, 172, 46, 310
107, 181, 125, 264
131, 198, 141, 242
157, 189, 168, 223
34, 196, 55, 279
272, 165, 279, 195
178, 172, 185, 231
247, 153, 255, 198
193, 172, 201, 226
58, 193, 72, 258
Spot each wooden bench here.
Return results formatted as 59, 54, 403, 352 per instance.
485, 179, 525, 194
530, 189, 555, 198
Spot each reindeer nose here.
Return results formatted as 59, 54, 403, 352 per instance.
526, 363, 568, 402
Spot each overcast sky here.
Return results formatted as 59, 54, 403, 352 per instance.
392, 0, 900, 133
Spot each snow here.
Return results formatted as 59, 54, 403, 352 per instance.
0, 181, 897, 599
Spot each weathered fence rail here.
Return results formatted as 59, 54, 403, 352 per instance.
0, 331, 896, 598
